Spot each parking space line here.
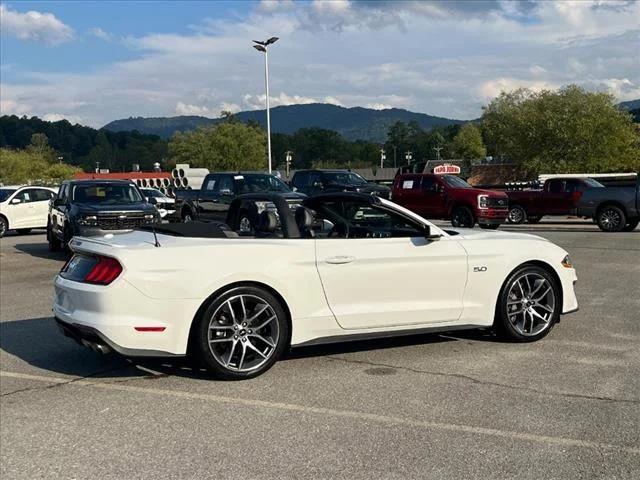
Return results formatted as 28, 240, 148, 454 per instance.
2, 370, 639, 455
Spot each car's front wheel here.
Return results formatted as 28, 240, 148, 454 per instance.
596, 205, 626, 232
194, 286, 289, 380
495, 265, 560, 342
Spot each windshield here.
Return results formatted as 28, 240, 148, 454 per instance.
239, 175, 291, 193
323, 172, 368, 186
584, 178, 604, 187
142, 188, 164, 198
441, 175, 471, 189
73, 184, 143, 204
0, 189, 17, 202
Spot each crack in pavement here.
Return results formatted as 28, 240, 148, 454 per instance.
326, 356, 640, 405
0, 362, 168, 398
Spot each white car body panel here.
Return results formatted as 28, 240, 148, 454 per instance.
0, 186, 58, 231
53, 201, 578, 356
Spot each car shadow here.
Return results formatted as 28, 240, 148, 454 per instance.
1, 317, 500, 381
13, 242, 69, 261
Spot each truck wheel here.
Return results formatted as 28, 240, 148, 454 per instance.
507, 205, 526, 224
526, 215, 542, 224
238, 212, 254, 235
47, 221, 61, 252
596, 205, 626, 232
451, 206, 475, 228
623, 219, 639, 231
0, 217, 7, 238
479, 224, 500, 230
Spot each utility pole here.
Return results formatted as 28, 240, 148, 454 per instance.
252, 36, 279, 174
405, 151, 413, 166
285, 150, 293, 178
393, 145, 397, 168
433, 146, 443, 161
379, 148, 386, 169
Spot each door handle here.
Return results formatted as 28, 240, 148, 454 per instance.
325, 255, 356, 264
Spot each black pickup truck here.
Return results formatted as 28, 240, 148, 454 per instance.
576, 176, 639, 231
48, 179, 160, 251
174, 172, 306, 233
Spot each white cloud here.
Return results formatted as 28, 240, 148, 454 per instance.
89, 27, 112, 41
1, 0, 638, 127
42, 113, 83, 124
0, 4, 74, 45
219, 102, 241, 114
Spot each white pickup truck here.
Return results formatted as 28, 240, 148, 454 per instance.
0, 185, 58, 238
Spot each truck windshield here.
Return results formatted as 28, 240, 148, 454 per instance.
0, 189, 17, 202
324, 172, 368, 186
441, 175, 471, 189
239, 175, 290, 193
73, 184, 143, 204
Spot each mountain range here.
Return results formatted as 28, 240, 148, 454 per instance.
103, 103, 466, 143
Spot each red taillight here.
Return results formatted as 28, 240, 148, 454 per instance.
84, 256, 122, 285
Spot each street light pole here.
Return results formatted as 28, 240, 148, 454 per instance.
433, 146, 443, 161
253, 37, 279, 174
379, 148, 386, 169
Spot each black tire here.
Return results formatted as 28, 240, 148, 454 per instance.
194, 286, 289, 380
507, 205, 527, 224
47, 221, 61, 252
527, 215, 542, 224
479, 224, 500, 230
17, 228, 32, 235
451, 206, 475, 228
62, 224, 73, 252
182, 209, 193, 223
494, 265, 560, 342
623, 218, 639, 232
0, 216, 8, 238
596, 205, 626, 232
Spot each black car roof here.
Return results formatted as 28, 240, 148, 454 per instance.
66, 179, 136, 185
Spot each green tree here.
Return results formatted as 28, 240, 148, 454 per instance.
481, 85, 640, 174
168, 122, 267, 171
451, 124, 486, 160
0, 148, 79, 184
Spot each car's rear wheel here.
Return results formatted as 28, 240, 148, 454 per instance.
507, 205, 526, 224
596, 205, 626, 232
495, 265, 560, 342
451, 206, 475, 228
623, 218, 639, 231
195, 286, 289, 380
0, 217, 8, 238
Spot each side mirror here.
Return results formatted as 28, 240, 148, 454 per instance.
422, 224, 442, 241
53, 198, 63, 207
10, 198, 22, 205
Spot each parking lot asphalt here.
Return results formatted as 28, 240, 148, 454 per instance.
1, 222, 639, 479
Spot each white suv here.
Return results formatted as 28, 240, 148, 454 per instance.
0, 185, 58, 238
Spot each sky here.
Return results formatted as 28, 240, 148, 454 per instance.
1, 0, 639, 128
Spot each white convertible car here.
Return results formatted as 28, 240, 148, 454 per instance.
54, 193, 578, 379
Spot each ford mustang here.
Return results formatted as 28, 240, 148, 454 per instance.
54, 193, 578, 379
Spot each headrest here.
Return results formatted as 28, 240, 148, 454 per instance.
295, 206, 314, 229
257, 210, 278, 233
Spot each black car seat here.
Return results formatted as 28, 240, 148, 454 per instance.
256, 210, 278, 237
295, 206, 315, 238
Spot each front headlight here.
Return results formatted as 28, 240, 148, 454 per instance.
561, 254, 573, 268
143, 214, 158, 223
77, 215, 98, 226
477, 194, 489, 209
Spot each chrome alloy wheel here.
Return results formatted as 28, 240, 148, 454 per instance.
239, 216, 252, 234
508, 207, 525, 224
599, 208, 622, 231
207, 294, 280, 373
506, 273, 556, 336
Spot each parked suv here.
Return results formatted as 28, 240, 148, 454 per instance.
48, 180, 160, 251
391, 174, 509, 229
0, 185, 58, 238
291, 169, 390, 198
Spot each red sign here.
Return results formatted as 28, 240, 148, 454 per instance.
433, 164, 461, 175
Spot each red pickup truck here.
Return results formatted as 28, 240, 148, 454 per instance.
506, 177, 604, 224
391, 174, 509, 229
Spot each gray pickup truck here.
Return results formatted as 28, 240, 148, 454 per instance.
576, 176, 639, 231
